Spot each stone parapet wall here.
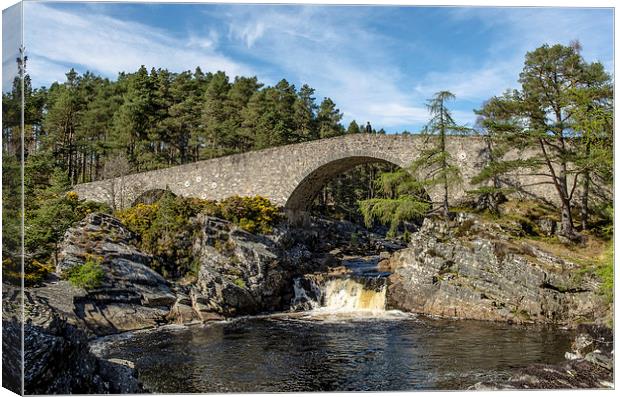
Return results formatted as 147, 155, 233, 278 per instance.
73, 134, 560, 215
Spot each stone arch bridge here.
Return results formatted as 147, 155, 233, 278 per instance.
73, 134, 554, 222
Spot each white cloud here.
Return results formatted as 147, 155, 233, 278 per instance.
442, 7, 614, 90
219, 6, 433, 130
18, 3, 612, 133
219, 6, 611, 131
22, 2, 253, 87
230, 20, 266, 48
413, 60, 521, 101
411, 7, 614, 127
186, 29, 220, 50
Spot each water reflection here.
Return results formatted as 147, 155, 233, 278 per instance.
98, 316, 573, 392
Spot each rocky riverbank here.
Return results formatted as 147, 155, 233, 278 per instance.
32, 212, 403, 337
44, 212, 338, 335
472, 324, 613, 389
386, 213, 611, 326
2, 284, 145, 394
8, 209, 613, 393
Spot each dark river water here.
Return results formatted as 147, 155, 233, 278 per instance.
93, 314, 573, 392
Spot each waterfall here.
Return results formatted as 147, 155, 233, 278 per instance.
323, 278, 386, 311
291, 275, 387, 312
291, 277, 323, 311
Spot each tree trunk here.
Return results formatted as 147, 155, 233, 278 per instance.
560, 197, 577, 238
580, 140, 591, 231
580, 171, 590, 230
440, 114, 449, 218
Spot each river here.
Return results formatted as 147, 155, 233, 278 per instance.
90, 256, 573, 392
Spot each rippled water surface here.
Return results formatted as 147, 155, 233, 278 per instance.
94, 315, 572, 392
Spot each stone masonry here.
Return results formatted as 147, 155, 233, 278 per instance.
73, 134, 559, 221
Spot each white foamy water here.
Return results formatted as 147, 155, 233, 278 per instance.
322, 278, 386, 311
290, 275, 413, 320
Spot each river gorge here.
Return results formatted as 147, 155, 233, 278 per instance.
4, 206, 614, 393
90, 257, 575, 392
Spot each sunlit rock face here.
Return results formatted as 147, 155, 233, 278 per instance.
190, 215, 294, 317
386, 214, 607, 325
54, 212, 176, 335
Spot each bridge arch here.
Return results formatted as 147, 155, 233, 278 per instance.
283, 153, 409, 223
74, 134, 560, 222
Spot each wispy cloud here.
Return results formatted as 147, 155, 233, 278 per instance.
219, 6, 612, 131
16, 3, 613, 133
410, 7, 614, 127
219, 6, 434, 128
413, 62, 517, 101
440, 7, 615, 93
23, 2, 252, 87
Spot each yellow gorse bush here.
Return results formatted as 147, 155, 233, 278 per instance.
115, 203, 160, 236
3, 257, 55, 286
214, 195, 279, 234
65, 191, 79, 201
113, 194, 280, 278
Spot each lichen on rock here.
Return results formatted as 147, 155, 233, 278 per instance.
54, 212, 176, 335
386, 213, 609, 325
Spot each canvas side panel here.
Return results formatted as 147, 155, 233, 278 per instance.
2, 1, 24, 395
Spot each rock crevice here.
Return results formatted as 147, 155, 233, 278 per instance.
386, 214, 608, 325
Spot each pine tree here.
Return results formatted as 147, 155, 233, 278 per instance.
293, 84, 319, 141
42, 69, 82, 183
358, 168, 430, 237
569, 60, 613, 230
201, 71, 231, 158
357, 91, 467, 233
271, 79, 298, 144
225, 76, 262, 152
112, 65, 156, 171
473, 44, 613, 240
317, 97, 344, 138
413, 91, 468, 218
347, 120, 361, 134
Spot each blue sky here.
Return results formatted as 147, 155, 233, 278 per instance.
6, 1, 615, 132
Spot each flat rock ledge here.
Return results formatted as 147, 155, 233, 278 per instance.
2, 284, 146, 394
386, 213, 608, 325
55, 212, 176, 335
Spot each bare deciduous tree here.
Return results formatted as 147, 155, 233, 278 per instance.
102, 154, 131, 209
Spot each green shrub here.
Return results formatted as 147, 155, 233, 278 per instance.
25, 171, 112, 267
116, 194, 208, 278
597, 244, 613, 303
115, 194, 279, 280
65, 259, 105, 289
212, 195, 280, 234
233, 278, 247, 289
115, 203, 160, 236
359, 196, 429, 237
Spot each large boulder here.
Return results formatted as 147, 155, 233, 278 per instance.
55, 212, 176, 335
190, 216, 295, 316
387, 214, 608, 325
2, 285, 145, 394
